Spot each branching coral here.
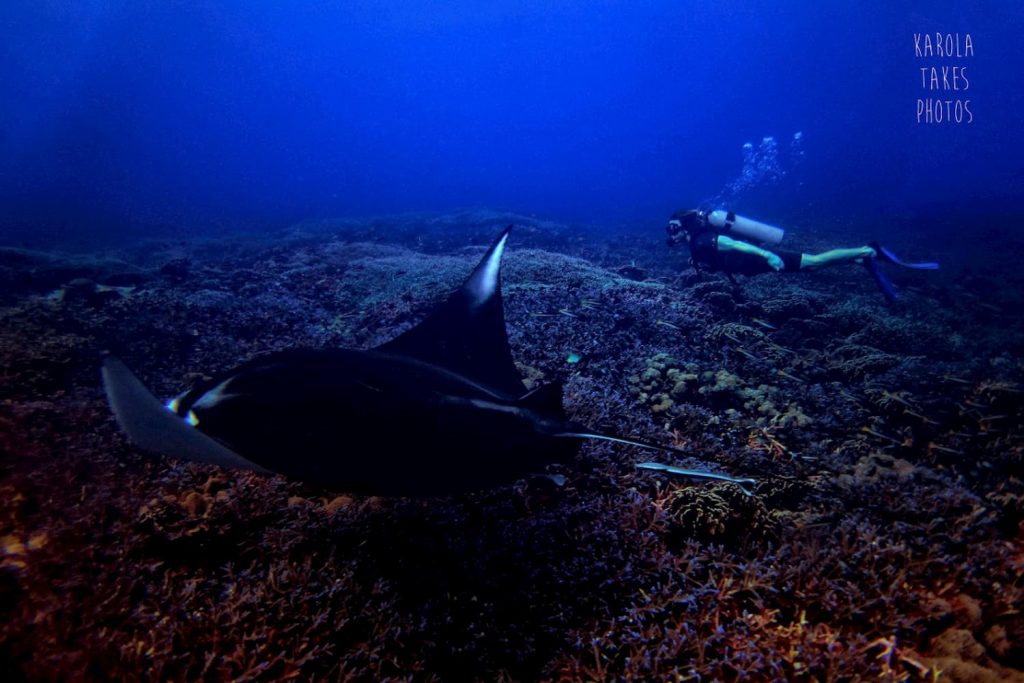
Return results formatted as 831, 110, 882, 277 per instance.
658, 483, 781, 547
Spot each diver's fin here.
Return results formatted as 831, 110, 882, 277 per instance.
550, 427, 755, 495
870, 243, 939, 270
635, 462, 756, 496
376, 225, 526, 396
863, 258, 898, 303
518, 381, 566, 420
101, 357, 268, 472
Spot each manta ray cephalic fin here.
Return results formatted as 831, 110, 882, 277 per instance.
102, 357, 268, 472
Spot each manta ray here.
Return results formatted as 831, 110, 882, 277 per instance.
103, 226, 754, 496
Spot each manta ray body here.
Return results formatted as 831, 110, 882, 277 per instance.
103, 227, 753, 496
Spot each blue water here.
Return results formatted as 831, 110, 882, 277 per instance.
1, 1, 1021, 243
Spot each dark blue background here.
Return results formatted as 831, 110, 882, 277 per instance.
2, 1, 1021, 243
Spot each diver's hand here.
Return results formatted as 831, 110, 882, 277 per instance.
766, 253, 784, 271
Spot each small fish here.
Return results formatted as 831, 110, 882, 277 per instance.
722, 332, 744, 345
861, 426, 901, 444
881, 391, 917, 409
986, 383, 1023, 394
751, 318, 777, 331
735, 347, 761, 361
557, 308, 579, 318
943, 375, 972, 385
767, 342, 798, 357
903, 410, 938, 425
928, 443, 964, 456
955, 402, 981, 416
776, 369, 806, 383
839, 389, 863, 404
96, 284, 136, 296
655, 319, 681, 331
578, 299, 606, 312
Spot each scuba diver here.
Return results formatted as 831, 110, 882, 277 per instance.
665, 209, 939, 302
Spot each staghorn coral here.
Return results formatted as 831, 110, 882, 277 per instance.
660, 483, 781, 547
825, 343, 907, 379
709, 321, 768, 345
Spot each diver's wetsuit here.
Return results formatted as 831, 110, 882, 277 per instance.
688, 228, 803, 276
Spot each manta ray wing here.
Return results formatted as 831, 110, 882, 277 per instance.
376, 225, 526, 397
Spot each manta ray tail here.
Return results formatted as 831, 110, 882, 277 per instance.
101, 357, 267, 472
552, 429, 756, 496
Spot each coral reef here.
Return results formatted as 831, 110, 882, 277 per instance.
0, 212, 1021, 680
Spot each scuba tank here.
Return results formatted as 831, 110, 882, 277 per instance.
706, 210, 784, 246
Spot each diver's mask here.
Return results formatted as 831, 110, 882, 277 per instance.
666, 219, 684, 246
666, 212, 696, 246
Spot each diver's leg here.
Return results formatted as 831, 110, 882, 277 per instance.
798, 246, 876, 270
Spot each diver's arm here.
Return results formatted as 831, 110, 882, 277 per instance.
717, 235, 784, 271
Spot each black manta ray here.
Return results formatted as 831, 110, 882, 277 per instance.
103, 226, 754, 496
